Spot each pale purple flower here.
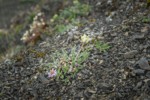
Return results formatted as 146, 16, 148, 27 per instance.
48, 69, 57, 78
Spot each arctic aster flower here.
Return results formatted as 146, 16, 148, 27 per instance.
48, 68, 57, 78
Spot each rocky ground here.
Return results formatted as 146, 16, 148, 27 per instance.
0, 0, 150, 100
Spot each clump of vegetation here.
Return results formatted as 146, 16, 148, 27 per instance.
54, 24, 72, 34
46, 34, 92, 83
13, 24, 24, 33
94, 40, 110, 52
26, 13, 36, 23
142, 17, 150, 23
21, 12, 47, 44
47, 46, 89, 83
45, 33, 110, 83
50, 0, 91, 33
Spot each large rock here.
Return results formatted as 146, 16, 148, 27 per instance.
138, 57, 150, 70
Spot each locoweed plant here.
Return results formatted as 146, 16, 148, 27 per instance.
48, 46, 89, 83
47, 34, 92, 83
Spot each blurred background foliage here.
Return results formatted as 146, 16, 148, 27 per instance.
0, 0, 91, 60
0, 0, 149, 61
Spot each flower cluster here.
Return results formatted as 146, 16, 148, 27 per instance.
21, 12, 47, 44
81, 34, 92, 43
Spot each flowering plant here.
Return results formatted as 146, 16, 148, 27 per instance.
81, 34, 91, 43
48, 68, 57, 78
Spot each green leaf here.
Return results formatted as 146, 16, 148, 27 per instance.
95, 41, 110, 52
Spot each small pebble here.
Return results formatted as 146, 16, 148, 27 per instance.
124, 50, 138, 59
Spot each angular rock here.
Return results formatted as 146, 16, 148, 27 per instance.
141, 26, 148, 33
124, 32, 129, 36
83, 89, 92, 98
146, 71, 150, 78
145, 79, 150, 87
124, 50, 138, 59
133, 69, 145, 75
133, 34, 145, 40
87, 88, 97, 94
75, 91, 84, 98
134, 81, 143, 90
90, 94, 97, 100
138, 57, 150, 70
38, 74, 49, 84
111, 33, 117, 37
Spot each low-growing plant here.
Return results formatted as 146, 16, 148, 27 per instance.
50, 0, 91, 33
21, 12, 47, 44
46, 34, 92, 83
94, 41, 110, 52
26, 13, 36, 23
47, 46, 89, 83
55, 24, 73, 33
13, 24, 24, 33
142, 17, 150, 23
53, 0, 91, 22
